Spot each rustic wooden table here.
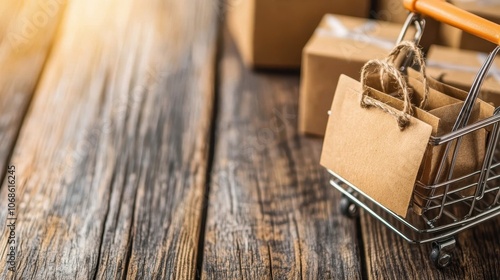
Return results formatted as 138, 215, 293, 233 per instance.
0, 1, 498, 279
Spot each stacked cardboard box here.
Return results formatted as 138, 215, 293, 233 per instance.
226, 0, 370, 69
299, 15, 405, 136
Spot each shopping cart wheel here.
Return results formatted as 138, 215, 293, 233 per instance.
340, 195, 358, 218
429, 237, 456, 269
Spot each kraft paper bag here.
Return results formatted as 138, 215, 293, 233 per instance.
321, 74, 433, 217
368, 64, 487, 212
407, 68, 495, 123
373, 70, 487, 185
405, 69, 494, 213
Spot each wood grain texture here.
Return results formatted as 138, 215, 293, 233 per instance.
0, 0, 217, 278
201, 28, 363, 279
0, 0, 65, 181
361, 210, 500, 279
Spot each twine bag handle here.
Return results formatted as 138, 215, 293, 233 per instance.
386, 41, 429, 109
360, 41, 429, 130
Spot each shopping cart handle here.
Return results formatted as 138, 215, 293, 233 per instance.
404, 0, 500, 46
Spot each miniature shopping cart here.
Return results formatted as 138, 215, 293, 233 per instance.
328, 0, 500, 268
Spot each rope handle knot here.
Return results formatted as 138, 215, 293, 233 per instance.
359, 41, 429, 130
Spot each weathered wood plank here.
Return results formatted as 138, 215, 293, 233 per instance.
201, 28, 363, 279
361, 207, 500, 279
0, 0, 65, 181
0, 0, 218, 278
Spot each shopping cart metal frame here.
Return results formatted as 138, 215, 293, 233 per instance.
327, 2, 500, 269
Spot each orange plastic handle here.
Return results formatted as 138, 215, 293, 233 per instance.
404, 0, 500, 45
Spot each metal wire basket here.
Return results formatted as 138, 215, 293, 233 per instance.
328, 0, 500, 268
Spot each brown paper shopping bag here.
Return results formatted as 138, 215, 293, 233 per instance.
321, 42, 484, 217
372, 70, 488, 186
407, 67, 495, 121
320, 73, 433, 217
372, 72, 486, 214
405, 69, 494, 213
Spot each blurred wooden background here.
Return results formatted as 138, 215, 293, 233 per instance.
0, 0, 498, 279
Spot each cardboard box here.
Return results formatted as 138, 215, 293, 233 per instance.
426, 45, 500, 107
299, 15, 404, 136
226, 0, 370, 69
372, 0, 440, 51
440, 0, 500, 53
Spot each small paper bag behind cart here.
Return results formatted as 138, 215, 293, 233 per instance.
407, 68, 494, 123
320, 43, 484, 217
370, 72, 488, 214
405, 69, 494, 214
